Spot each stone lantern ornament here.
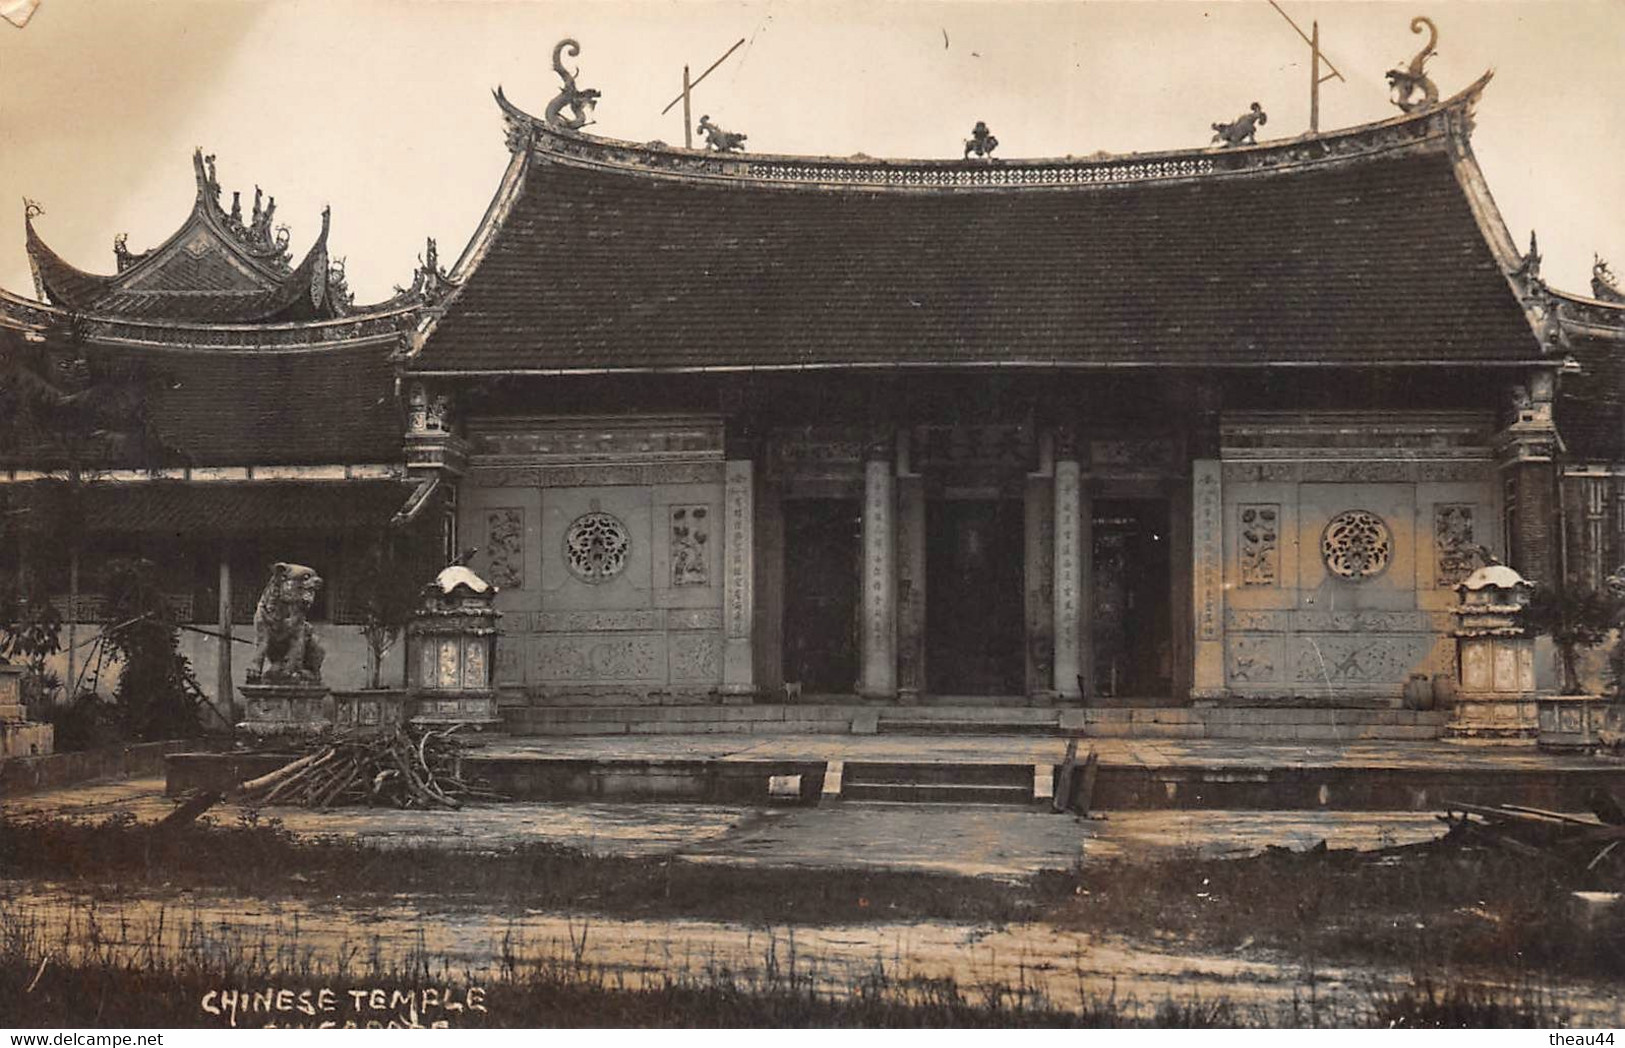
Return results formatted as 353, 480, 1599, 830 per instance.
407, 565, 503, 728
1446, 563, 1538, 741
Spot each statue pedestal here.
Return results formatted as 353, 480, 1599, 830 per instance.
239, 682, 333, 734
410, 690, 502, 728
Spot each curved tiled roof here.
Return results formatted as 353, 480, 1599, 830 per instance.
407, 73, 1543, 374
23, 152, 348, 324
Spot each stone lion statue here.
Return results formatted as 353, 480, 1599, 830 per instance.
246, 562, 325, 685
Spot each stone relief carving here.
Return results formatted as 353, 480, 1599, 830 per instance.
670, 505, 711, 587
1434, 504, 1476, 587
564, 511, 631, 583
1291, 634, 1432, 684
1228, 634, 1280, 682
1322, 510, 1393, 581
1293, 611, 1441, 633
475, 463, 725, 488
484, 508, 525, 589
535, 636, 661, 682
1238, 504, 1280, 586
669, 633, 723, 681
1226, 609, 1287, 633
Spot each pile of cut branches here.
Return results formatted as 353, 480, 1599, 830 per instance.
237, 726, 505, 810
1439, 793, 1625, 874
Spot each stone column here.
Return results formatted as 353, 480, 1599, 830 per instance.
1496, 369, 1561, 587
895, 469, 926, 704
722, 458, 756, 697
858, 440, 898, 698
1191, 459, 1226, 699
217, 550, 235, 725
1052, 429, 1083, 699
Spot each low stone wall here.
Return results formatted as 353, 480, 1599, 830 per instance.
0, 738, 198, 795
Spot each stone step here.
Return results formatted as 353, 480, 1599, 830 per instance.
841, 782, 1035, 804
843, 761, 1033, 788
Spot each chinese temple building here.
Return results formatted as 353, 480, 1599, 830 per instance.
0, 151, 446, 715
2, 49, 1621, 734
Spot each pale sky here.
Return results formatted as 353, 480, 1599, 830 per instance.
1, 0, 1621, 305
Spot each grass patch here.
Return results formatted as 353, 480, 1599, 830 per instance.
1037, 842, 1625, 980
0, 812, 1031, 926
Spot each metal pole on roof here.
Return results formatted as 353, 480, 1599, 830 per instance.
1267, 1, 1344, 134
661, 37, 747, 147
683, 65, 693, 149
1311, 21, 1321, 134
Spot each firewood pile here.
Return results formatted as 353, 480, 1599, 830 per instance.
1439, 792, 1625, 872
236, 726, 506, 810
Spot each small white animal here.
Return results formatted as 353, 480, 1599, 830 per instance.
784, 681, 803, 702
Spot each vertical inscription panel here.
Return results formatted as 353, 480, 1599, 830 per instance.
722, 460, 755, 692
1052, 460, 1082, 697
1193, 462, 1224, 641
859, 457, 897, 697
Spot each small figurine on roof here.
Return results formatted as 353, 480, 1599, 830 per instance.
1211, 103, 1266, 147
697, 115, 748, 153
964, 121, 998, 159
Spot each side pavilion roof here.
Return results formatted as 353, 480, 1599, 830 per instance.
407, 72, 1546, 376
24, 150, 349, 325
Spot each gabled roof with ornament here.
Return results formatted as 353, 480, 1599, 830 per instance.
1538, 254, 1625, 461
1, 155, 457, 359
403, 58, 1547, 376
24, 151, 351, 324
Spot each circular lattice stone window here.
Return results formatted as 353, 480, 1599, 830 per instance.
564, 511, 630, 583
1321, 510, 1393, 581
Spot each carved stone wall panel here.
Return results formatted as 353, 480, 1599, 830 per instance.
1301, 461, 1415, 484
1417, 460, 1495, 484
1223, 462, 1301, 484
1434, 503, 1476, 588
1289, 634, 1434, 686
484, 508, 526, 590
1087, 438, 1177, 474
668, 504, 712, 587
1226, 609, 1288, 633
667, 609, 723, 631
532, 634, 665, 683
535, 610, 665, 633
767, 427, 866, 481
1291, 610, 1442, 633
669, 632, 724, 683
472, 463, 724, 488
468, 418, 723, 463
494, 636, 524, 685
1237, 504, 1280, 586
1227, 634, 1284, 683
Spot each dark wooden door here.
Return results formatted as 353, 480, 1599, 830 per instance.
1091, 499, 1173, 699
782, 499, 860, 694
926, 499, 1026, 695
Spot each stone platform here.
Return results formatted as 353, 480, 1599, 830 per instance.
165, 732, 1623, 812
501, 702, 1448, 741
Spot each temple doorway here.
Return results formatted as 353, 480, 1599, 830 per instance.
782, 499, 861, 694
1090, 499, 1173, 700
926, 498, 1026, 695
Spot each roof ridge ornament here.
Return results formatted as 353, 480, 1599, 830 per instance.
1386, 16, 1440, 113
1211, 103, 1267, 147
1594, 255, 1625, 304
697, 115, 747, 153
964, 122, 998, 159
544, 39, 601, 130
